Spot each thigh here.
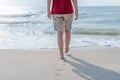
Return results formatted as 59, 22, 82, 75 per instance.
64, 14, 73, 31
53, 15, 65, 31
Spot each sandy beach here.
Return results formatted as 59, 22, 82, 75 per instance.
0, 47, 120, 80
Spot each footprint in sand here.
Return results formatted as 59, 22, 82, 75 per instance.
55, 59, 67, 77
55, 68, 63, 76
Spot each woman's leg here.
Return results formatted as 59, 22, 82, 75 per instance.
57, 31, 64, 59
64, 14, 73, 54
65, 30, 71, 53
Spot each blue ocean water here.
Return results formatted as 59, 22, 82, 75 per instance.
0, 6, 120, 49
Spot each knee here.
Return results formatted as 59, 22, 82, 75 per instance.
65, 30, 70, 33
58, 31, 63, 36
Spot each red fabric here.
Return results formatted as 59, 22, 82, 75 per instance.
51, 0, 74, 14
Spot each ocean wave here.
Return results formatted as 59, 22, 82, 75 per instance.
37, 29, 120, 36
94, 19, 120, 24
72, 29, 120, 35
80, 18, 120, 24
0, 20, 46, 26
0, 13, 36, 18
80, 13, 88, 16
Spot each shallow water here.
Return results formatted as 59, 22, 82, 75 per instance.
0, 6, 120, 49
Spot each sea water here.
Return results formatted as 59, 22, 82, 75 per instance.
0, 6, 120, 49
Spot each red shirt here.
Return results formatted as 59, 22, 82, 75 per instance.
51, 0, 74, 14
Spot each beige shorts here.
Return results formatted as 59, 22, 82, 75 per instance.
53, 14, 73, 31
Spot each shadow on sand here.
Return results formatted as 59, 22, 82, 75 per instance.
66, 55, 120, 80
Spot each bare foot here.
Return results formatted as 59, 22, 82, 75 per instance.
60, 57, 64, 60
60, 57, 66, 62
65, 47, 69, 54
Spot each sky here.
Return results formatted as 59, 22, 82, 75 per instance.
0, 0, 120, 8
